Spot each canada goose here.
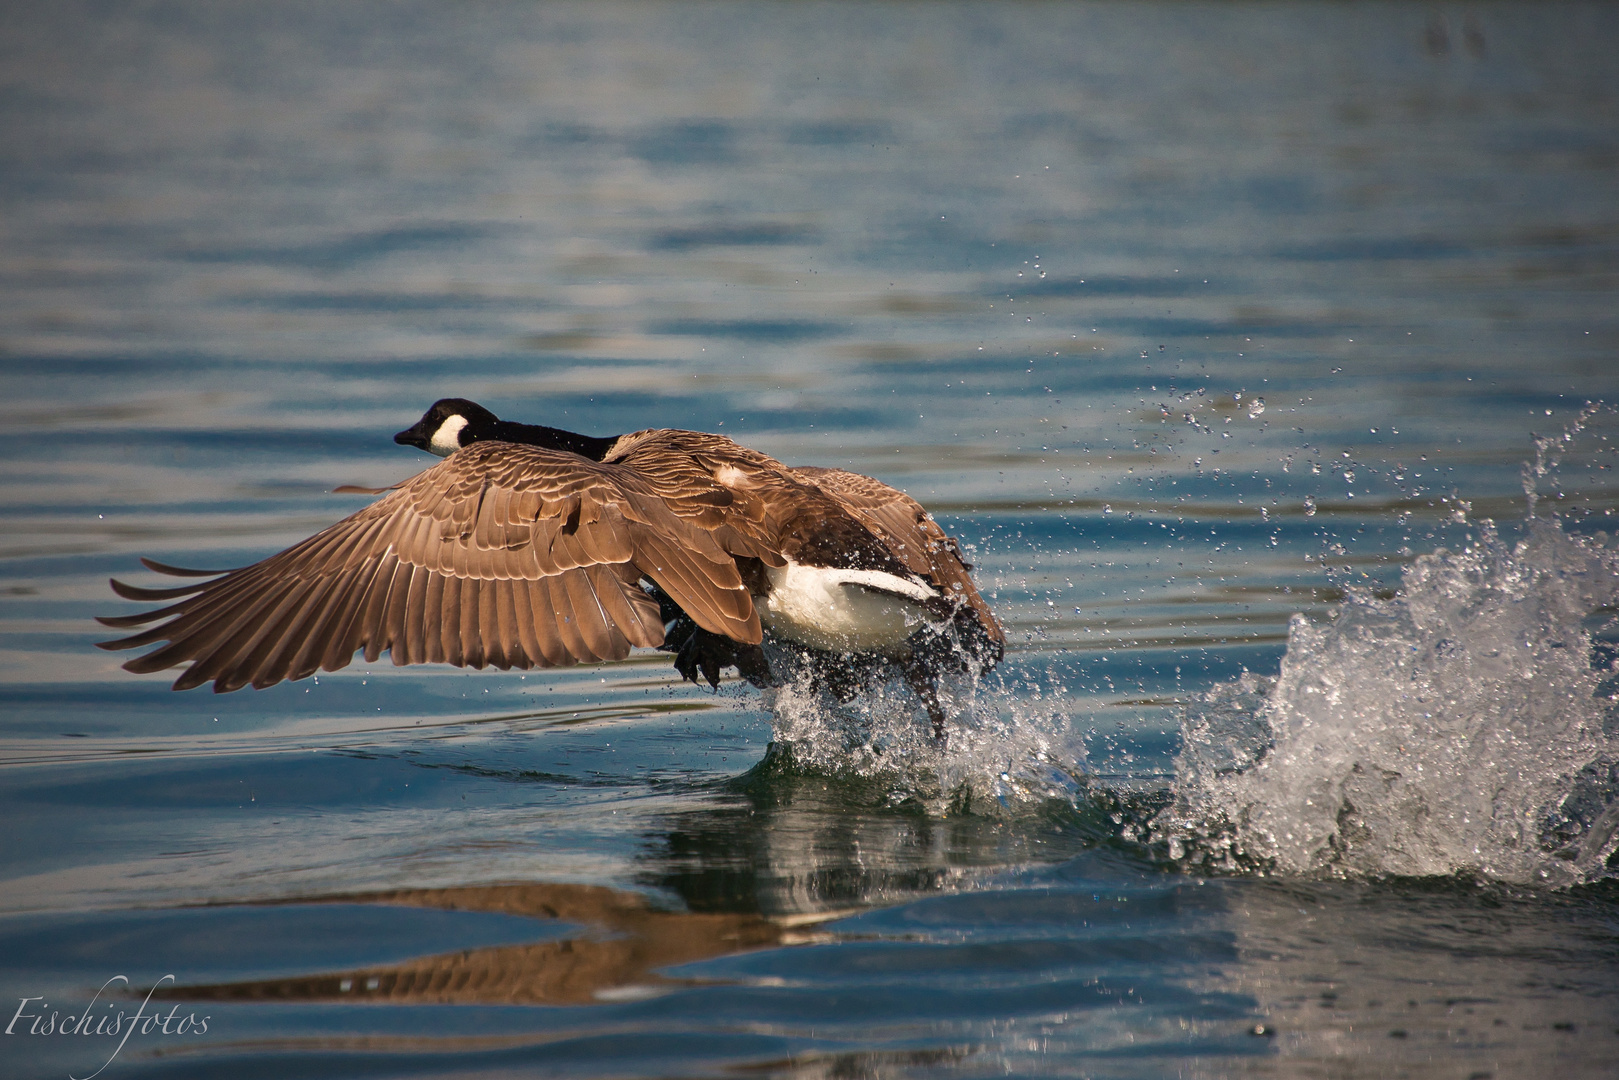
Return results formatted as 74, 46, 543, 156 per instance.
98, 399, 1004, 734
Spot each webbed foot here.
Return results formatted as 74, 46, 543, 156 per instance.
674, 627, 774, 689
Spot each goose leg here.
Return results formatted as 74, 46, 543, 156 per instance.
673, 626, 774, 689
900, 655, 949, 741
652, 579, 775, 690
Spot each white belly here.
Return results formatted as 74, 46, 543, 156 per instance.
756, 561, 939, 655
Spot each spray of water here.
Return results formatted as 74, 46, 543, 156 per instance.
1158, 412, 1619, 886
757, 642, 1086, 816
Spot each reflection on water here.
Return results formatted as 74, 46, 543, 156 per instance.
76, 846, 1619, 1077
160, 883, 800, 1007
1198, 876, 1619, 1078
3, 1, 1619, 1077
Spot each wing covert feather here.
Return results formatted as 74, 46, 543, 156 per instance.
793, 466, 1004, 649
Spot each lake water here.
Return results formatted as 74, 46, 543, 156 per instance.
3, 3, 1619, 1077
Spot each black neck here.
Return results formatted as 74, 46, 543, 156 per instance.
491, 420, 618, 461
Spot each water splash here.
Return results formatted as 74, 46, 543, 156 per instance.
757, 644, 1086, 816
1158, 505, 1619, 886
1524, 403, 1603, 522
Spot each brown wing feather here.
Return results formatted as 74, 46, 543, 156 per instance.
613, 430, 992, 632
97, 441, 761, 692
793, 466, 1004, 651
606, 431, 790, 566
612, 431, 1000, 658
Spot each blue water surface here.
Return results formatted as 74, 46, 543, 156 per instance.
3, 3, 1618, 1078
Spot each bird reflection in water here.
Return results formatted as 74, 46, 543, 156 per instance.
152, 881, 832, 1007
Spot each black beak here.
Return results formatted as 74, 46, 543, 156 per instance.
394, 422, 431, 451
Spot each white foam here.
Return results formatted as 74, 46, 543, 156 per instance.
1157, 516, 1619, 885
757, 638, 1086, 816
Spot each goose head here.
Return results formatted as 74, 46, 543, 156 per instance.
395, 398, 500, 457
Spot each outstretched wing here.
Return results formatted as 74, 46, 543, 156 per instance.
791, 466, 1004, 652
96, 441, 761, 692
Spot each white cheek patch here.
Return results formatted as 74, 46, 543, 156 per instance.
428, 415, 469, 456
